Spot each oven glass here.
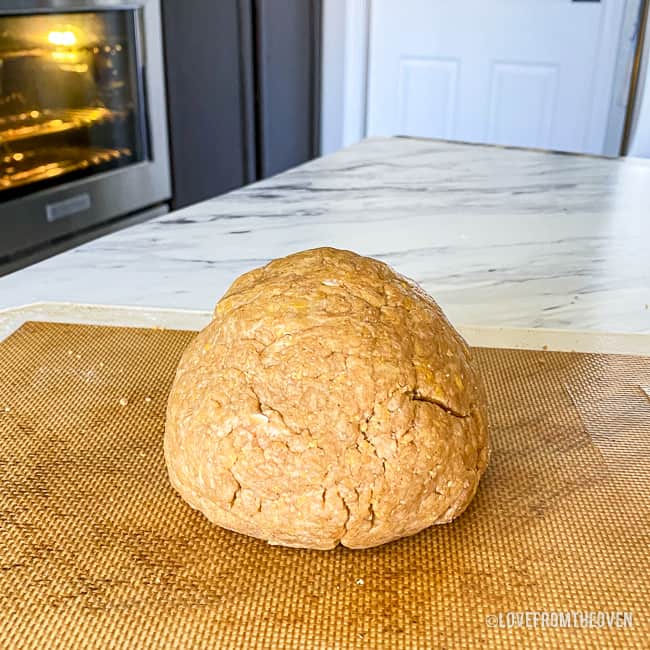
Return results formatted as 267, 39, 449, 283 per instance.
0, 10, 147, 201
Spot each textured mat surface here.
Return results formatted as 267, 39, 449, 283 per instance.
0, 321, 648, 649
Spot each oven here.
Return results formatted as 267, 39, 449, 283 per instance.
0, 0, 170, 260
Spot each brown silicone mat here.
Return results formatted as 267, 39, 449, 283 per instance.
1, 321, 648, 649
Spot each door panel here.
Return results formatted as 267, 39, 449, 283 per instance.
366, 0, 626, 154
487, 62, 558, 149
398, 58, 459, 139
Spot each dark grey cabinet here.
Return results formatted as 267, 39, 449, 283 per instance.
255, 0, 321, 178
161, 0, 321, 210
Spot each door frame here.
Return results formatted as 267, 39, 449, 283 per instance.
321, 0, 640, 156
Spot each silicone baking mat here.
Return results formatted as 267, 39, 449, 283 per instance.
0, 322, 648, 649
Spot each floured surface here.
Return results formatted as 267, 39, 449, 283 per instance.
0, 322, 648, 649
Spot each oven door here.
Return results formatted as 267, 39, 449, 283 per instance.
0, 0, 170, 259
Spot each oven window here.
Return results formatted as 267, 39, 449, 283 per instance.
0, 10, 147, 202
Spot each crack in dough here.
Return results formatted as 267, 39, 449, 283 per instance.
409, 390, 469, 419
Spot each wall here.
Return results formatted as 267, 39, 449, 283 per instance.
320, 0, 368, 155
320, 0, 345, 154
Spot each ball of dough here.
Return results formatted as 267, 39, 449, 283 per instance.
165, 248, 489, 549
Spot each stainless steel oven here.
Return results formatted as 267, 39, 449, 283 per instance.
0, 0, 170, 259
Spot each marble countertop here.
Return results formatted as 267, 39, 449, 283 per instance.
1, 136, 649, 333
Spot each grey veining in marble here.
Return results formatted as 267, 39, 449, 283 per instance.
1, 137, 649, 333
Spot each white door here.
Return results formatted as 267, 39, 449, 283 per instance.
365, 0, 629, 154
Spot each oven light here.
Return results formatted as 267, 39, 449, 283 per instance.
48, 30, 77, 47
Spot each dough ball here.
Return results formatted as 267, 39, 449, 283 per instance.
165, 248, 489, 549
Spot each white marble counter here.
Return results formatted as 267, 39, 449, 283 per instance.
1, 137, 649, 333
